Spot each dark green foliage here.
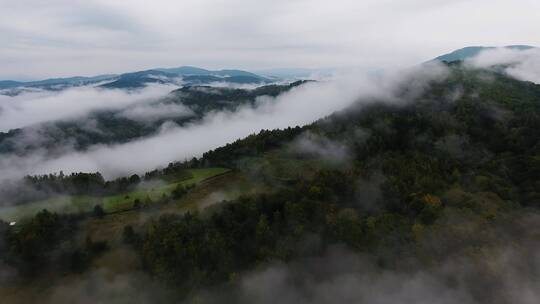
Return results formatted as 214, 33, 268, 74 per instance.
171, 184, 188, 199
202, 126, 305, 167
139, 169, 366, 291
93, 205, 105, 218
123, 225, 141, 248
144, 161, 194, 181
0, 210, 109, 276
25, 171, 106, 196
0, 220, 8, 255
7, 210, 63, 266
70, 237, 109, 273
2, 210, 79, 274
135, 65, 540, 293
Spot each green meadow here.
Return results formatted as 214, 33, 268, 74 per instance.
0, 168, 230, 221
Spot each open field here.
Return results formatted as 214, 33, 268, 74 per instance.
0, 168, 230, 221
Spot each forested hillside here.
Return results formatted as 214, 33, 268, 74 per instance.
1, 63, 539, 303
139, 63, 540, 301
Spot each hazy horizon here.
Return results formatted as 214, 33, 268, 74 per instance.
2, 0, 539, 80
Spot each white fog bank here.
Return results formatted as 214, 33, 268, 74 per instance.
0, 63, 449, 180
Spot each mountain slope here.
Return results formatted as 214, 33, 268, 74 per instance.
99, 70, 177, 89
2, 63, 540, 303
0, 75, 117, 90
0, 66, 270, 91
157, 66, 263, 78
434, 45, 536, 62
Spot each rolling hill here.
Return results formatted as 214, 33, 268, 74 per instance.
434, 45, 536, 62
0, 66, 271, 92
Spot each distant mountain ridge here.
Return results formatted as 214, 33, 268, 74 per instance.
156, 66, 262, 78
100, 68, 270, 89
434, 45, 537, 62
0, 66, 271, 90
3, 46, 537, 91
0, 75, 116, 90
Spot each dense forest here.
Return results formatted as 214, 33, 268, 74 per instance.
135, 63, 540, 300
1, 63, 540, 303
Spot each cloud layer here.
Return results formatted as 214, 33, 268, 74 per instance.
467, 47, 540, 84
116, 102, 193, 122
0, 63, 449, 180
1, 0, 539, 79
0, 84, 176, 131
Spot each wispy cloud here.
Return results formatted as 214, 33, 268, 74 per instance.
0, 84, 176, 131
466, 47, 540, 84
116, 102, 193, 122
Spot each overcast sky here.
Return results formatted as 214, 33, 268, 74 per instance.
1, 0, 539, 80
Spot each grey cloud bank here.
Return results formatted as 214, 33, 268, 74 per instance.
116, 102, 194, 122
1, 0, 539, 79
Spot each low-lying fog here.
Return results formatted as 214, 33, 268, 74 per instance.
0, 47, 538, 181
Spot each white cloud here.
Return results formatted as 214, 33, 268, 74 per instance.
0, 84, 177, 131
288, 131, 351, 164
466, 47, 540, 84
117, 102, 193, 122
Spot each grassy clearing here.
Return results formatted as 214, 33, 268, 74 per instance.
0, 168, 230, 221
83, 171, 259, 242
101, 168, 230, 212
